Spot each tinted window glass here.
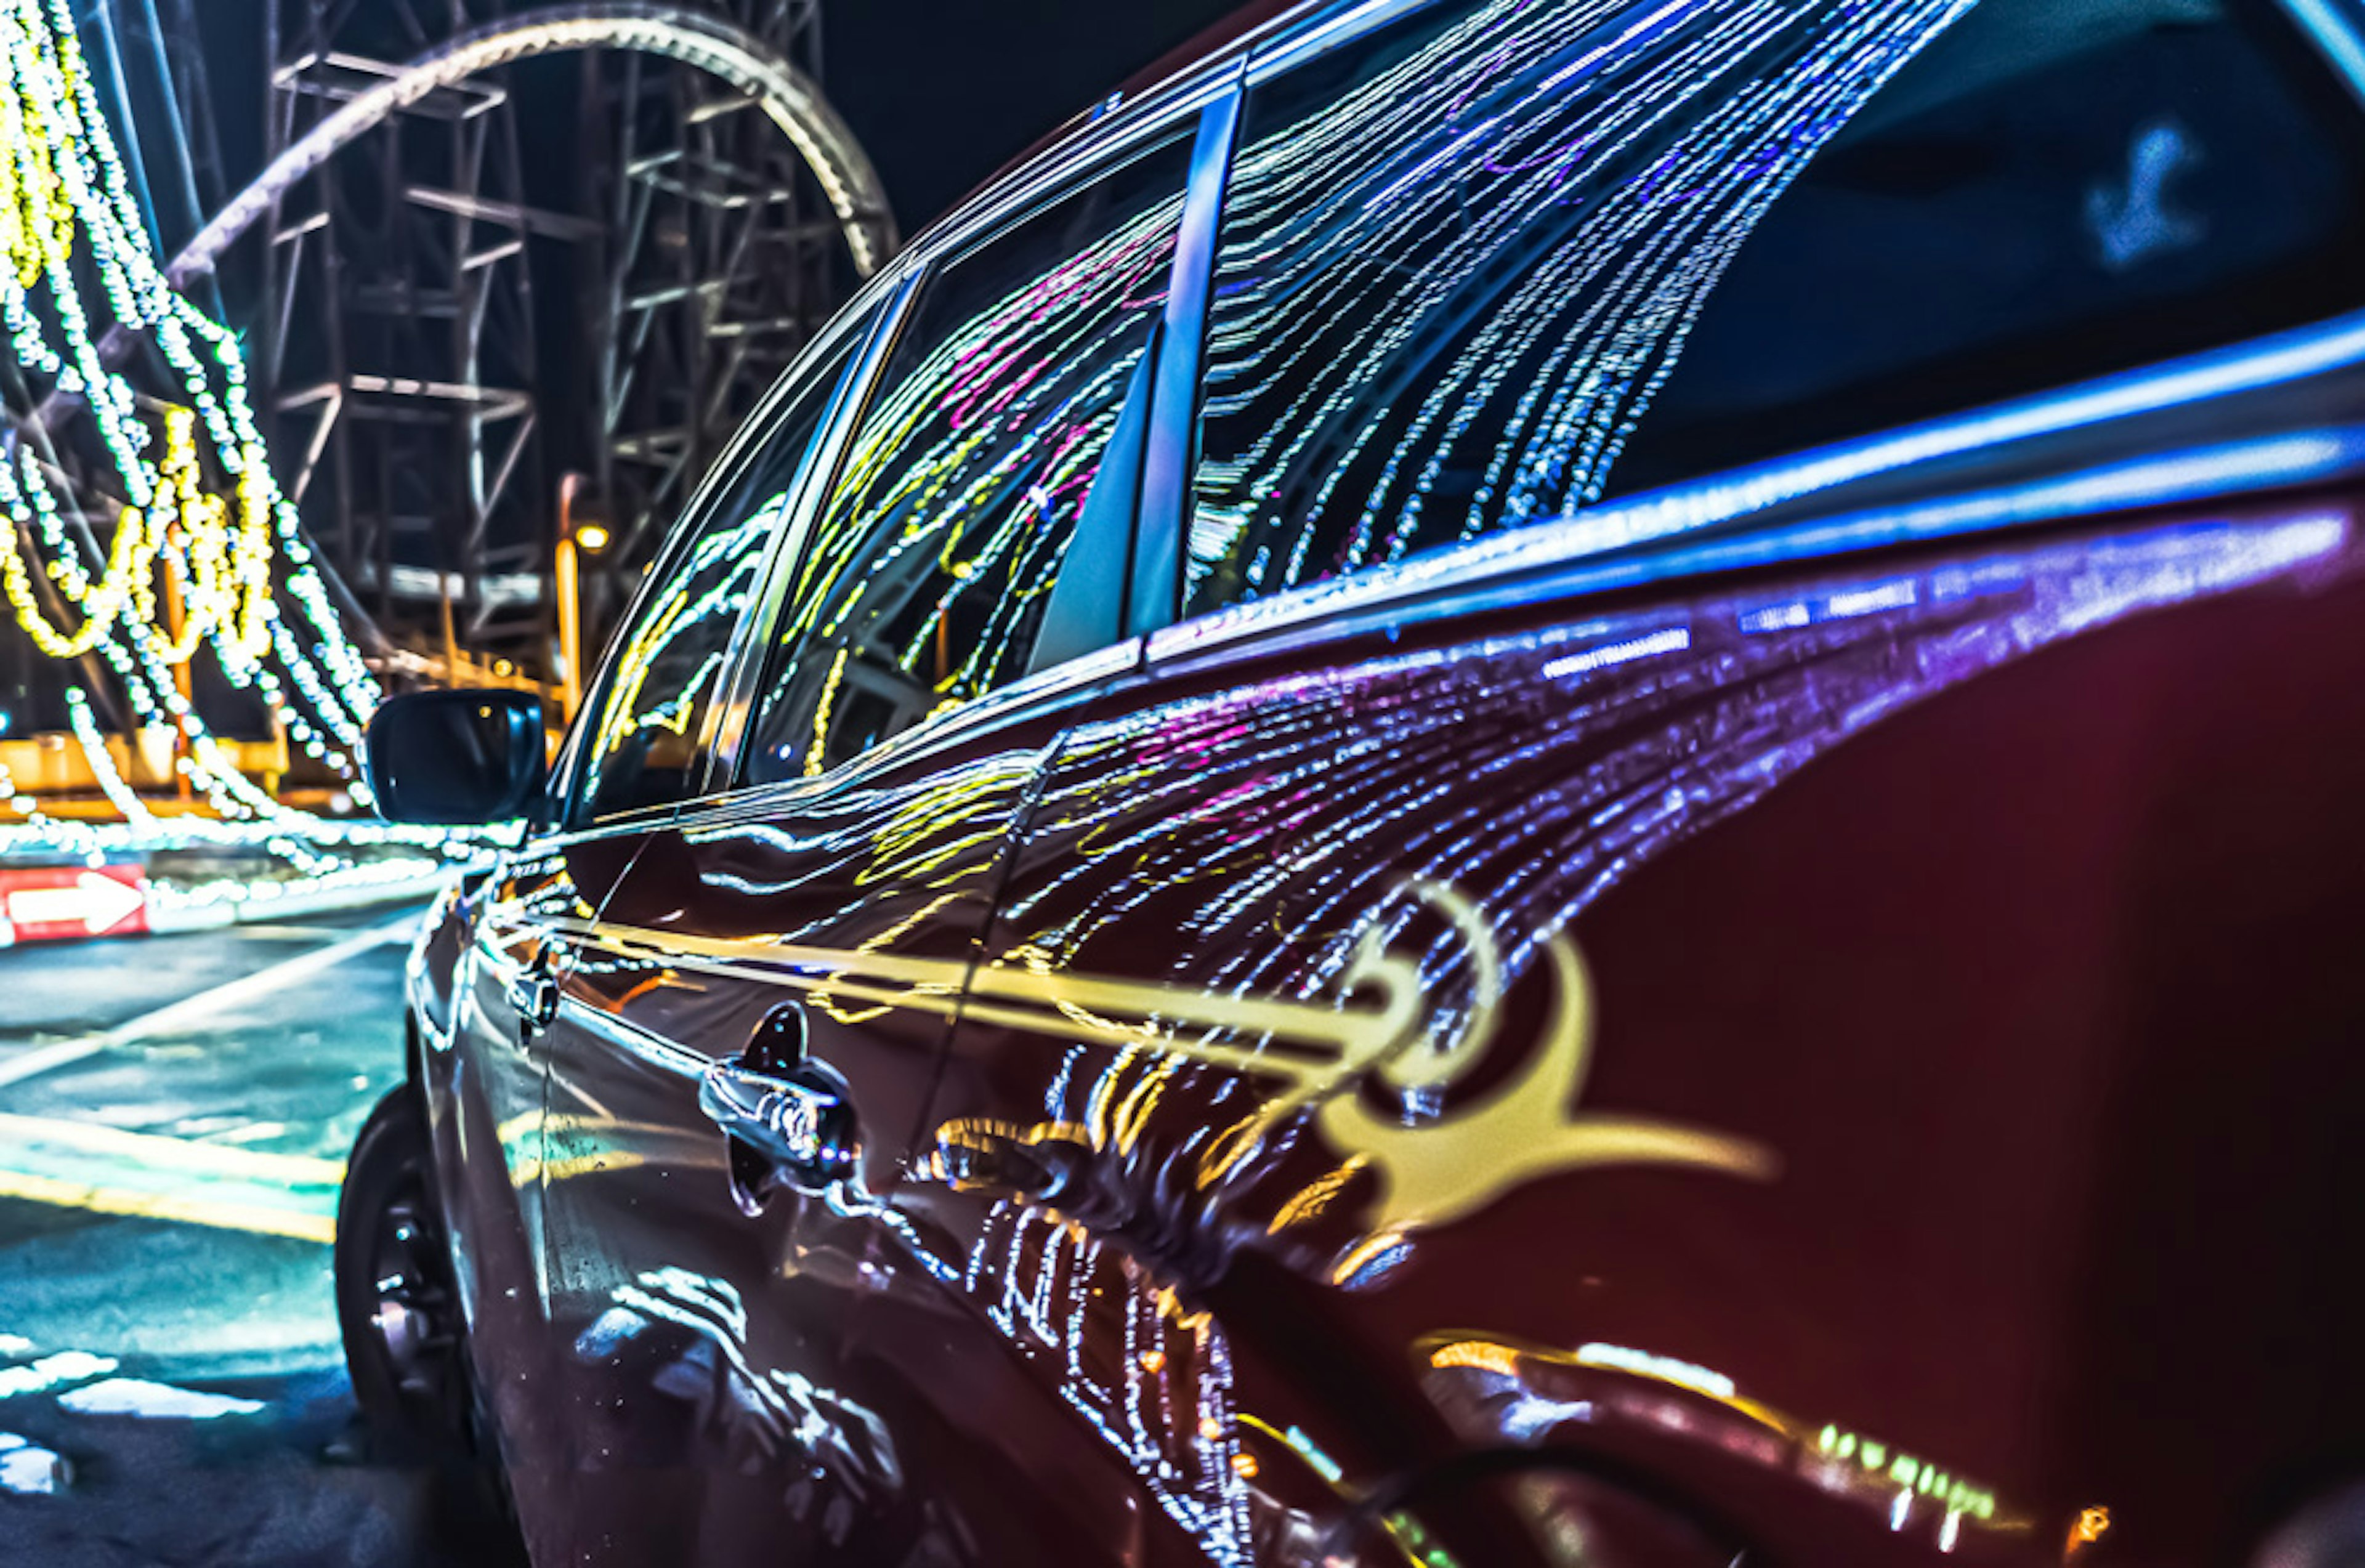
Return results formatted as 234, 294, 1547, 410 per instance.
1184, 0, 2365, 616
575, 332, 859, 820
744, 135, 1192, 785
1612, 0, 2365, 490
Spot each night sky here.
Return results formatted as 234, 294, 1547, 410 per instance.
191, 0, 1243, 236
827, 1, 1241, 230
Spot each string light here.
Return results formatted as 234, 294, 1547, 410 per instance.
0, 0, 424, 881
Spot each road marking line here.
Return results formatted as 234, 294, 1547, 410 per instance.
104, 911, 421, 1048
0, 1168, 334, 1245
0, 1113, 346, 1186
0, 911, 421, 1094
0, 1038, 105, 1093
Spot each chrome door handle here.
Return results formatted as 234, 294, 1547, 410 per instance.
698, 1054, 857, 1200
506, 963, 559, 1033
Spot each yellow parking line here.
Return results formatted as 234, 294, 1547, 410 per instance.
0, 1113, 345, 1187
0, 1168, 334, 1245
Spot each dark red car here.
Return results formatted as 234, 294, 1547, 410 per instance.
344, 0, 2365, 1561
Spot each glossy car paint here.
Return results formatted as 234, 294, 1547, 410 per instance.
535, 699, 1085, 1562
382, 0, 2365, 1561
411, 831, 640, 1559
917, 493, 2365, 1564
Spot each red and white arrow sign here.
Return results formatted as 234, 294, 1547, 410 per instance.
0, 867, 148, 943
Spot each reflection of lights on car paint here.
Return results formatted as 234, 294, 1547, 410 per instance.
1486, 1391, 1596, 1442
1573, 1342, 1734, 1400
580, 1267, 900, 1487
1333, 1233, 1413, 1288
1431, 1335, 2011, 1545
1282, 1425, 1342, 1484
960, 1203, 1253, 1564
1070, 514, 2354, 1093
0, 1349, 115, 1399
0, 1432, 68, 1495
1817, 1425, 1998, 1525
1540, 625, 1689, 679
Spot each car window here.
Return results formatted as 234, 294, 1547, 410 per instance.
572, 328, 863, 822
1182, 0, 2365, 618
1609, 0, 2365, 491
742, 132, 1194, 786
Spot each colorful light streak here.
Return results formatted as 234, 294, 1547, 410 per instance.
1187, 0, 1981, 612
0, 0, 388, 861
761, 144, 1189, 775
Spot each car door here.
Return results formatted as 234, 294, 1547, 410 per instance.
427, 824, 640, 1553
899, 0, 2365, 1562
537, 118, 1206, 1566
440, 293, 878, 1510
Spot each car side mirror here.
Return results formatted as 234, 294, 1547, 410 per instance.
365, 690, 548, 825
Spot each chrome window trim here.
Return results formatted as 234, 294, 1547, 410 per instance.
1143, 307, 2365, 675
2281, 0, 2365, 107
1131, 70, 1247, 639
1243, 0, 1438, 82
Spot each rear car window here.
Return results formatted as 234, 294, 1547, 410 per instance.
1181, 0, 2365, 618
743, 132, 1194, 785
1611, 0, 2365, 491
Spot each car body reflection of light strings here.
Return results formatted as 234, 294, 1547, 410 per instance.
967, 1203, 1255, 1565
1423, 1333, 2031, 1553
576, 1266, 902, 1504
552, 515, 2356, 1303
990, 513, 2350, 1291
1189, 0, 1979, 608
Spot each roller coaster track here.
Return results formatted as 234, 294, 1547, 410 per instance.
175, 2, 898, 286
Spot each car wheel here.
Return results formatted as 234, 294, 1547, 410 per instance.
334, 1086, 479, 1463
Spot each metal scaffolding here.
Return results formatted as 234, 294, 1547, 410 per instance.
240, 0, 857, 671
256, 0, 557, 665
578, 1, 847, 580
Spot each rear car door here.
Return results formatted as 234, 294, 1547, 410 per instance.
538, 120, 1205, 1565
902, 0, 2365, 1562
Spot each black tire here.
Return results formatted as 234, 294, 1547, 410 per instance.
333, 1087, 479, 1463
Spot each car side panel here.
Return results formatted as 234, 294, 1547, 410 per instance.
413, 831, 642, 1557
533, 691, 1194, 1564
907, 493, 2365, 1562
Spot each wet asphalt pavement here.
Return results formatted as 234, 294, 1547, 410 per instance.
0, 901, 525, 1566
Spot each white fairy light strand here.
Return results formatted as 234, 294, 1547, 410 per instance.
0, 0, 381, 844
